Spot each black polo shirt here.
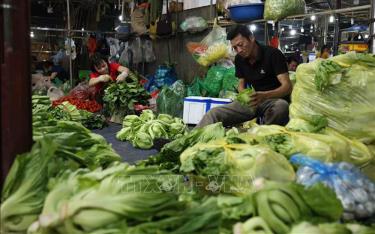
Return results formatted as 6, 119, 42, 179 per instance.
234, 43, 288, 92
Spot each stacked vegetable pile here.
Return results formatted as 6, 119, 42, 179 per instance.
103, 75, 150, 120
290, 52, 375, 144
1, 121, 120, 233
116, 110, 187, 149
33, 95, 107, 130
52, 96, 102, 113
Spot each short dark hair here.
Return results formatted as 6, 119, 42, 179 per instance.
90, 53, 107, 72
287, 56, 299, 64
320, 45, 330, 54
227, 24, 253, 40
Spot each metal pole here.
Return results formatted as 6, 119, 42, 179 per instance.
370, 0, 375, 53
66, 0, 73, 87
333, 0, 341, 55
210, 0, 213, 20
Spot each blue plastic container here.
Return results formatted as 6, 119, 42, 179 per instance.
228, 3, 264, 22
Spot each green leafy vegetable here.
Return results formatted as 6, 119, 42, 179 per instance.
235, 88, 254, 106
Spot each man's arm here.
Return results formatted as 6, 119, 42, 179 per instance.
250, 73, 292, 107
237, 78, 246, 92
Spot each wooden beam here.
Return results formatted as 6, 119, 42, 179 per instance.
1, 0, 32, 188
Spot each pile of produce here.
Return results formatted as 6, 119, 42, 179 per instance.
33, 95, 107, 130
103, 79, 150, 120
52, 95, 102, 113
116, 110, 187, 149
235, 180, 343, 234
1, 121, 120, 233
290, 52, 375, 144
236, 88, 254, 106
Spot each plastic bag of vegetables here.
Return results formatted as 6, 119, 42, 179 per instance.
291, 154, 375, 220
180, 139, 295, 194
187, 20, 230, 67
264, 0, 306, 21
290, 52, 375, 144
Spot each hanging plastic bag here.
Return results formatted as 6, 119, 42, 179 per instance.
156, 80, 186, 117
187, 20, 230, 67
264, 0, 306, 21
187, 77, 204, 96
47, 86, 64, 101
180, 16, 208, 33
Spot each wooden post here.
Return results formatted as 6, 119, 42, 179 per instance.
0, 0, 32, 188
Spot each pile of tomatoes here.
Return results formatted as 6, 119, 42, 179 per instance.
53, 96, 102, 113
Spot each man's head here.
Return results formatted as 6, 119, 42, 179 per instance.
320, 45, 331, 59
227, 25, 256, 59
90, 53, 109, 75
287, 56, 299, 72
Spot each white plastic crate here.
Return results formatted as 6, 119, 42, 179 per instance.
183, 96, 232, 124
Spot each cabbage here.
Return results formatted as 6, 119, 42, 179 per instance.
248, 125, 373, 167
290, 52, 375, 144
180, 139, 295, 194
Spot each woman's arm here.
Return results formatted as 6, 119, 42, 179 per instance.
116, 66, 130, 82
88, 75, 111, 86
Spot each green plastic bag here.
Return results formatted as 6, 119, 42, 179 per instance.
187, 77, 204, 96
157, 80, 186, 117
202, 66, 238, 97
264, 0, 306, 21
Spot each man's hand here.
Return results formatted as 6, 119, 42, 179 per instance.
100, 75, 111, 83
250, 91, 269, 108
116, 71, 129, 83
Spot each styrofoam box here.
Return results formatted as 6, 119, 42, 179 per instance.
183, 96, 232, 124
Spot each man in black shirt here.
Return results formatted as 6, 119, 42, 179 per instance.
196, 25, 292, 128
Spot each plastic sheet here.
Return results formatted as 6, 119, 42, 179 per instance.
290, 52, 375, 144
264, 0, 305, 21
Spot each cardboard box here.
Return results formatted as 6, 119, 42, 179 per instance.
183, 96, 232, 124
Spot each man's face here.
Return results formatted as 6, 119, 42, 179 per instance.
95, 61, 108, 75
288, 61, 298, 72
231, 34, 255, 59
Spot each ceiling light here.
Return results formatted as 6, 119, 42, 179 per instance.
250, 24, 256, 32
329, 15, 335, 23
281, 27, 285, 32
301, 27, 304, 33
285, 45, 289, 49
81, 27, 84, 31
353, 0, 359, 5
311, 15, 316, 21
118, 15, 123, 21
358, 35, 362, 40
364, 34, 369, 39
310, 25, 313, 29
350, 18, 354, 25
290, 29, 296, 35
30, 31, 35, 38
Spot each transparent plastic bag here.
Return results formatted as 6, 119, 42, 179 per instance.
290, 52, 375, 144
156, 80, 186, 117
180, 16, 208, 33
291, 154, 375, 220
264, 0, 305, 21
47, 86, 64, 101
187, 20, 230, 67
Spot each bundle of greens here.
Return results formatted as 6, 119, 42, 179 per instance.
289, 222, 375, 234
140, 123, 226, 170
103, 80, 150, 120
290, 52, 375, 144
236, 181, 343, 234
236, 88, 254, 106
1, 121, 121, 233
116, 110, 187, 149
180, 139, 296, 194
27, 163, 221, 234
247, 125, 374, 168
264, 0, 306, 21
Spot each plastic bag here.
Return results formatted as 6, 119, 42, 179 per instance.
156, 80, 186, 117
187, 21, 230, 67
264, 0, 305, 21
47, 86, 64, 101
291, 154, 375, 220
227, 0, 263, 7
31, 74, 52, 94
69, 82, 90, 100
289, 52, 375, 144
180, 16, 207, 33
187, 77, 204, 96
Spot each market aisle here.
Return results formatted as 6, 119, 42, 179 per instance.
93, 122, 158, 164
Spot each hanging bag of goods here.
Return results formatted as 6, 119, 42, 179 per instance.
264, 0, 306, 21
